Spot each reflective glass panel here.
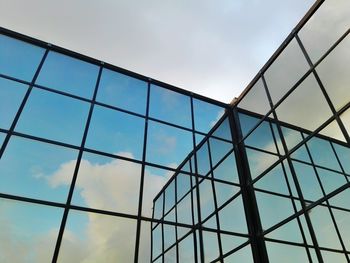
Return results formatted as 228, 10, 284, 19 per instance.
149, 85, 191, 128
264, 38, 310, 105
299, 0, 350, 63
0, 198, 63, 263
0, 136, 78, 202
97, 68, 147, 114
0, 78, 28, 130
266, 242, 309, 263
193, 98, 224, 133
0, 34, 45, 81
86, 105, 145, 160
316, 35, 350, 111
72, 152, 141, 215
36, 51, 99, 99
16, 88, 90, 145
59, 210, 137, 262
146, 120, 193, 168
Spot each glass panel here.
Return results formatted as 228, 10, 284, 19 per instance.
307, 136, 341, 171
143, 166, 171, 218
246, 148, 279, 180
340, 109, 350, 138
72, 152, 141, 215
199, 179, 215, 221
193, 98, 224, 133
203, 231, 220, 262
264, 38, 310, 105
215, 182, 239, 208
164, 179, 175, 215
213, 152, 239, 184
223, 245, 254, 263
293, 161, 323, 202
254, 164, 289, 195
0, 78, 28, 129
152, 223, 162, 259
149, 84, 191, 128
299, 0, 350, 63
164, 224, 176, 251
212, 117, 232, 141
0, 136, 78, 202
316, 35, 350, 111
266, 242, 309, 263
16, 88, 90, 145
58, 210, 136, 262
256, 192, 294, 230
321, 250, 348, 263
96, 69, 147, 115
221, 234, 247, 255
139, 221, 151, 263
36, 51, 99, 99
164, 245, 177, 263
333, 143, 350, 174
177, 173, 191, 201
332, 209, 350, 251
0, 198, 63, 262
275, 74, 333, 131
320, 120, 347, 143
329, 188, 350, 209
178, 233, 195, 262
266, 219, 303, 243
209, 137, 233, 167
317, 167, 347, 195
219, 196, 248, 234
0, 132, 5, 147
86, 105, 145, 160
177, 192, 194, 225
309, 205, 342, 250
238, 112, 260, 138
238, 78, 271, 115
146, 120, 193, 168
281, 126, 303, 151
245, 119, 278, 153
0, 34, 45, 81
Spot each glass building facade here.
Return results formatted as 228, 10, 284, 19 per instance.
0, 0, 349, 262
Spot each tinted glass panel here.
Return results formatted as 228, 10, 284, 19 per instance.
86, 105, 145, 160
149, 85, 191, 128
97, 68, 147, 114
0, 78, 28, 129
0, 198, 63, 262
59, 211, 136, 262
146, 120, 193, 168
72, 152, 141, 215
0, 34, 45, 81
36, 51, 99, 99
0, 136, 78, 202
16, 89, 90, 145
193, 98, 224, 133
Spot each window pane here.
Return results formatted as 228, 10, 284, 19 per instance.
316, 35, 350, 111
138, 221, 152, 263
0, 132, 5, 147
223, 244, 254, 263
309, 205, 342, 250
0, 198, 63, 262
146, 120, 193, 168
254, 164, 289, 195
264, 38, 310, 105
149, 85, 191, 128
333, 143, 350, 174
0, 136, 78, 202
86, 105, 145, 160
72, 152, 141, 215
256, 192, 294, 230
332, 209, 350, 251
16, 89, 90, 145
209, 137, 233, 167
275, 74, 333, 131
266, 219, 303, 243
97, 69, 147, 115
266, 242, 309, 263
193, 98, 224, 133
0, 34, 45, 81
58, 210, 136, 262
299, 0, 350, 63
213, 152, 239, 184
212, 117, 232, 141
238, 78, 271, 115
199, 179, 215, 221
246, 148, 279, 180
196, 142, 210, 176
0, 77, 28, 129
36, 51, 99, 99
203, 231, 220, 262
178, 233, 195, 262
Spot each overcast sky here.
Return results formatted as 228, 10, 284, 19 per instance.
0, 0, 315, 103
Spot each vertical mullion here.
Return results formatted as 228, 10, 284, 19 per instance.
261, 74, 324, 262
52, 64, 103, 262
190, 96, 205, 263
134, 80, 151, 263
189, 158, 199, 263
229, 109, 269, 263
174, 176, 179, 263
268, 121, 312, 261
0, 48, 49, 159
330, 142, 349, 183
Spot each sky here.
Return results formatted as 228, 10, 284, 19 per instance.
0, 0, 315, 103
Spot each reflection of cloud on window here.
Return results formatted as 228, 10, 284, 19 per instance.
209, 109, 225, 128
